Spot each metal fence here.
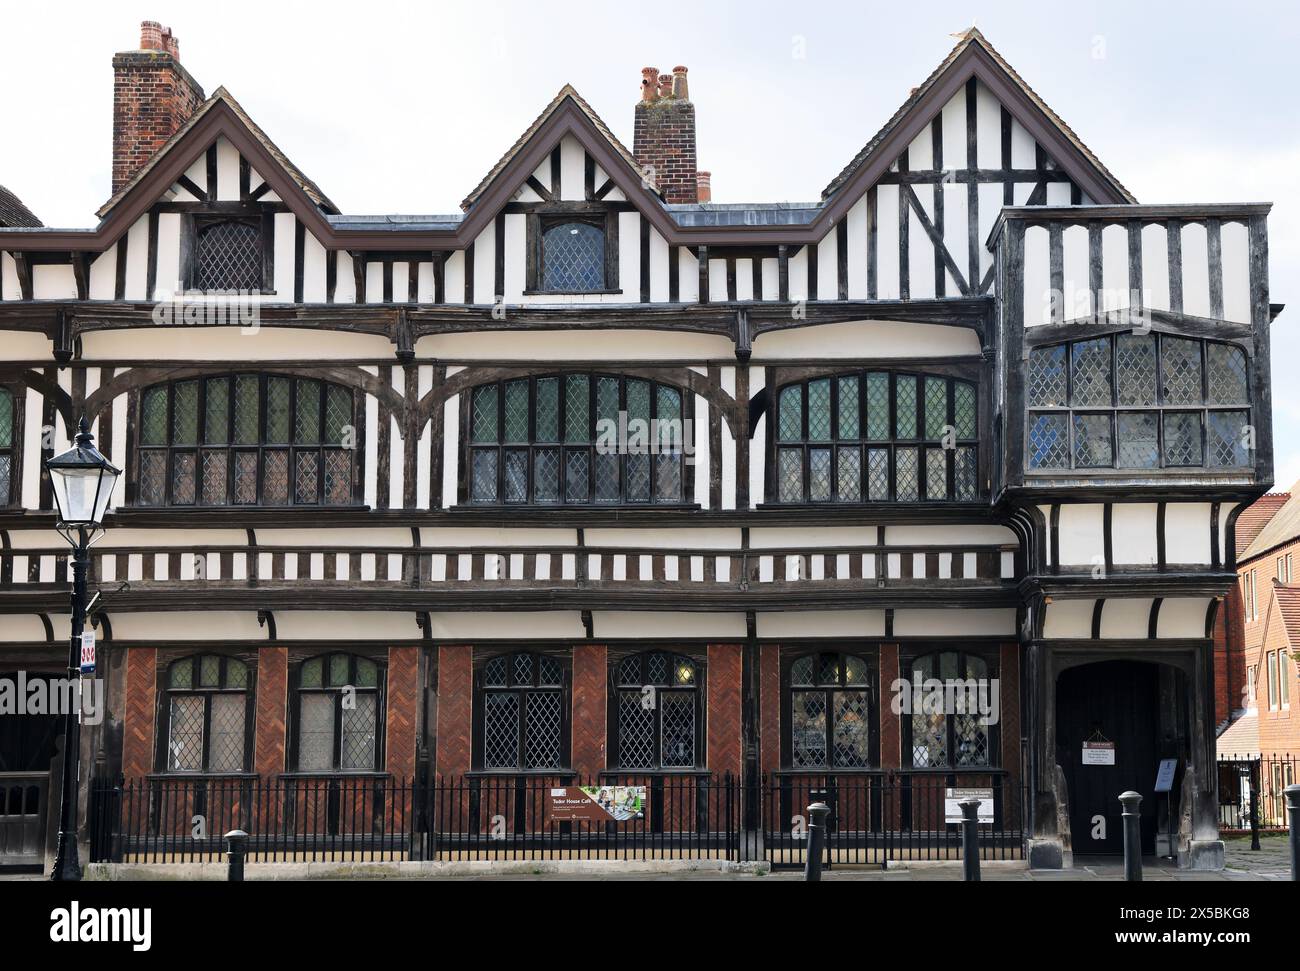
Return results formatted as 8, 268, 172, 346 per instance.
1218, 755, 1298, 831
88, 772, 1029, 868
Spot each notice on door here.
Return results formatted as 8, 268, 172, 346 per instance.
548, 785, 646, 822
1082, 741, 1116, 765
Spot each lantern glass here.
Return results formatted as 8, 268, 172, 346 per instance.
51, 466, 117, 526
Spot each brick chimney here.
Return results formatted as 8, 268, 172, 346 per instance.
112, 21, 205, 193
633, 64, 700, 204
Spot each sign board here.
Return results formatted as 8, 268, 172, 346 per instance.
79, 631, 96, 675
944, 787, 994, 823
1081, 741, 1116, 765
1154, 758, 1178, 793
548, 785, 646, 823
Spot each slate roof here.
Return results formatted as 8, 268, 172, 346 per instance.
1241, 492, 1300, 563
0, 185, 41, 227
1271, 583, 1300, 652
1216, 711, 1259, 759
1236, 493, 1292, 559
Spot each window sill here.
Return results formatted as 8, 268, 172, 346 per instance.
146, 771, 257, 780
276, 770, 390, 779
522, 289, 623, 297
454, 503, 702, 513
464, 769, 576, 778
599, 768, 711, 777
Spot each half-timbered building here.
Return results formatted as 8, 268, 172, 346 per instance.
0, 22, 1276, 870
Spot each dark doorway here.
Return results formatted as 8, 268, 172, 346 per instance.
1056, 660, 1170, 856
0, 672, 62, 867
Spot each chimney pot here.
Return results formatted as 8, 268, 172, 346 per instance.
696, 171, 712, 204
658, 74, 674, 99
641, 66, 659, 101
140, 20, 164, 51
671, 66, 689, 101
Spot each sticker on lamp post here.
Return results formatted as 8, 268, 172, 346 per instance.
79, 630, 96, 675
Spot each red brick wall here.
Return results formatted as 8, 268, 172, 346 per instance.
253, 647, 287, 776
111, 48, 204, 192
758, 644, 781, 776
385, 646, 419, 778
1257, 595, 1300, 759
999, 643, 1022, 780
121, 647, 157, 779
878, 644, 900, 772
633, 98, 698, 204
435, 645, 472, 778
571, 644, 607, 777
707, 644, 743, 777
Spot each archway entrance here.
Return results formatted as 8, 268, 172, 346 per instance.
1055, 660, 1186, 857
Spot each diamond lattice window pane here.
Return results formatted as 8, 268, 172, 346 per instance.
778, 386, 803, 442
867, 448, 890, 500
1208, 410, 1251, 467
483, 656, 508, 687
954, 382, 976, 439
925, 446, 948, 499
924, 377, 948, 440
513, 652, 534, 686
789, 656, 815, 686
171, 451, 196, 505
173, 381, 199, 445
233, 375, 260, 445
1117, 412, 1159, 469
837, 447, 861, 502
779, 448, 803, 503
625, 453, 651, 502
832, 691, 871, 768
471, 386, 499, 444
657, 385, 682, 440
170, 660, 193, 689
1071, 337, 1113, 407
1116, 334, 1157, 406
198, 657, 218, 691
266, 377, 291, 444
535, 377, 559, 443
208, 694, 246, 772
295, 451, 319, 504
866, 373, 890, 441
809, 448, 832, 501
1027, 345, 1069, 407
226, 659, 248, 689
141, 387, 168, 446
647, 653, 668, 683
1162, 412, 1204, 466
139, 451, 167, 505
618, 689, 655, 768
1073, 413, 1114, 468
596, 376, 620, 424
1161, 337, 1203, 405
616, 656, 641, 686
204, 378, 229, 445
324, 449, 352, 504
626, 380, 650, 422
340, 693, 377, 770
194, 220, 262, 291
297, 694, 334, 771
661, 692, 696, 768
911, 709, 947, 768
261, 449, 289, 505
167, 696, 205, 771
807, 379, 832, 442
895, 375, 917, 438
955, 713, 989, 767
791, 692, 828, 768
503, 449, 527, 503
324, 386, 352, 445
329, 654, 350, 687
594, 452, 620, 503
471, 449, 498, 502
524, 691, 562, 768
895, 447, 919, 501
542, 222, 605, 291
299, 658, 323, 689
537, 656, 562, 686
565, 449, 589, 503
483, 693, 520, 769
200, 449, 228, 505
533, 448, 560, 503
655, 454, 682, 502
0, 455, 10, 504
0, 390, 11, 449
565, 375, 590, 442
1027, 413, 1069, 469
838, 376, 860, 439
293, 382, 320, 445
955, 446, 977, 500
1207, 344, 1248, 405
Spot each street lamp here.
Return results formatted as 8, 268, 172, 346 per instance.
45, 417, 120, 881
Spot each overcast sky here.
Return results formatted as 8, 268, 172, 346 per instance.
4, 0, 1298, 487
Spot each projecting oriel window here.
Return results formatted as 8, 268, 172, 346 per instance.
293, 653, 383, 772
191, 217, 263, 292
136, 374, 356, 507
785, 652, 876, 770
611, 652, 701, 770
476, 652, 568, 771
465, 373, 688, 506
773, 372, 978, 503
1026, 334, 1251, 472
162, 654, 250, 774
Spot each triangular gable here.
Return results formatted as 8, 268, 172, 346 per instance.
458, 85, 664, 218
821, 28, 1135, 208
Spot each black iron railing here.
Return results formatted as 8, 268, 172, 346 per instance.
1218, 754, 1298, 831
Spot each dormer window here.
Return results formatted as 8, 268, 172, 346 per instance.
186, 215, 266, 292
526, 209, 618, 294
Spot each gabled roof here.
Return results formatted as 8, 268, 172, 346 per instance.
1270, 583, 1300, 650
0, 185, 41, 227
1237, 493, 1292, 559
822, 27, 1135, 205
1241, 491, 1300, 563
98, 86, 338, 218
461, 85, 654, 212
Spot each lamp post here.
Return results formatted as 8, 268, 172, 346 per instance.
45, 417, 120, 881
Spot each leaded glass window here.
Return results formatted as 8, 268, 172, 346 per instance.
906, 652, 994, 769
612, 652, 700, 769
786, 652, 876, 770
540, 221, 607, 292
163, 654, 250, 773
0, 388, 14, 505
137, 375, 356, 506
775, 372, 978, 503
293, 653, 382, 772
466, 374, 689, 505
192, 218, 262, 292
478, 652, 567, 770
1026, 334, 1251, 471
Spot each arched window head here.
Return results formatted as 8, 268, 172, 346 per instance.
907, 651, 994, 769
786, 651, 875, 769
477, 651, 567, 770
612, 651, 700, 769
163, 654, 250, 773
294, 653, 383, 772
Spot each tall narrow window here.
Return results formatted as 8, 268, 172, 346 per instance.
785, 652, 876, 769
476, 652, 567, 771
906, 651, 996, 769
466, 374, 688, 506
294, 653, 383, 772
0, 388, 14, 505
137, 375, 355, 507
1267, 652, 1279, 710
775, 372, 977, 503
611, 652, 701, 770
162, 655, 250, 773
192, 218, 263, 292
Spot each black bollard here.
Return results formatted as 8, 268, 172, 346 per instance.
1119, 791, 1142, 882
225, 829, 248, 882
1286, 785, 1300, 882
959, 799, 981, 881
804, 801, 830, 882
